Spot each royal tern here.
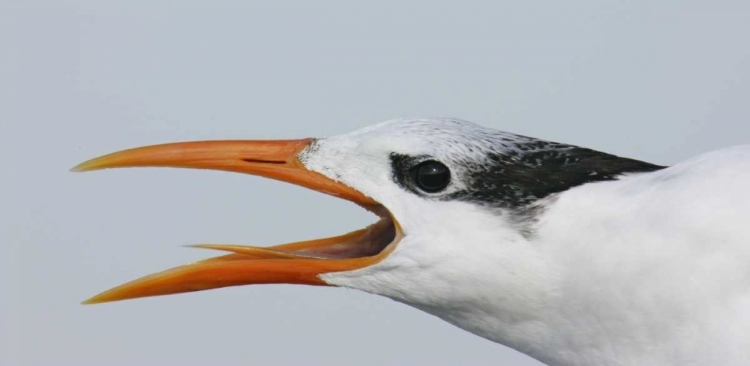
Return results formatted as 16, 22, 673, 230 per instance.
74, 118, 750, 365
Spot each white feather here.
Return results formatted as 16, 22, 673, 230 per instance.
302, 118, 750, 365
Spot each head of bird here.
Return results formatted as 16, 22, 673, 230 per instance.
298, 119, 554, 313
78, 118, 662, 347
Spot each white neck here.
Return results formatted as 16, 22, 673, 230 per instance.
324, 169, 750, 365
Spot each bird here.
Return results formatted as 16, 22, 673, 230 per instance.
73, 118, 750, 366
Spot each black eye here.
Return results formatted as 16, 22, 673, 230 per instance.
414, 161, 451, 193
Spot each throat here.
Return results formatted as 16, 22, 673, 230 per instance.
324, 201, 563, 362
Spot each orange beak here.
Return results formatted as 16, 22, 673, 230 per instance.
73, 139, 400, 304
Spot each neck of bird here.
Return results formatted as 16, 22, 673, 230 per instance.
364, 180, 696, 366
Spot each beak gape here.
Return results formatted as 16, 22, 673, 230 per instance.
74, 139, 401, 304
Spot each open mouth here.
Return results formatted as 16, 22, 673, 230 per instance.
72, 139, 402, 304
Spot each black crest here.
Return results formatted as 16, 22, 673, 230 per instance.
391, 140, 665, 210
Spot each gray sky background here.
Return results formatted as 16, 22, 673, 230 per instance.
2, 1, 749, 365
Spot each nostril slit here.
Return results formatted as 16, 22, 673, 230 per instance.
241, 158, 287, 164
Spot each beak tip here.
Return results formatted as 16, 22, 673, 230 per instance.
71, 160, 96, 172
82, 292, 121, 305
81, 297, 100, 305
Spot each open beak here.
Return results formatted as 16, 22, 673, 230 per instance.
73, 139, 400, 304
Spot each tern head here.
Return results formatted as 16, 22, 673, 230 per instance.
74, 118, 663, 347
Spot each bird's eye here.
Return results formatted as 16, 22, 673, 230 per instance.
414, 160, 451, 193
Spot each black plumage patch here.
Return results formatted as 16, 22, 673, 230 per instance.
451, 146, 664, 208
390, 141, 665, 210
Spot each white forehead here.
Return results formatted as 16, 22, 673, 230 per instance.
308, 118, 531, 162
298, 118, 536, 203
